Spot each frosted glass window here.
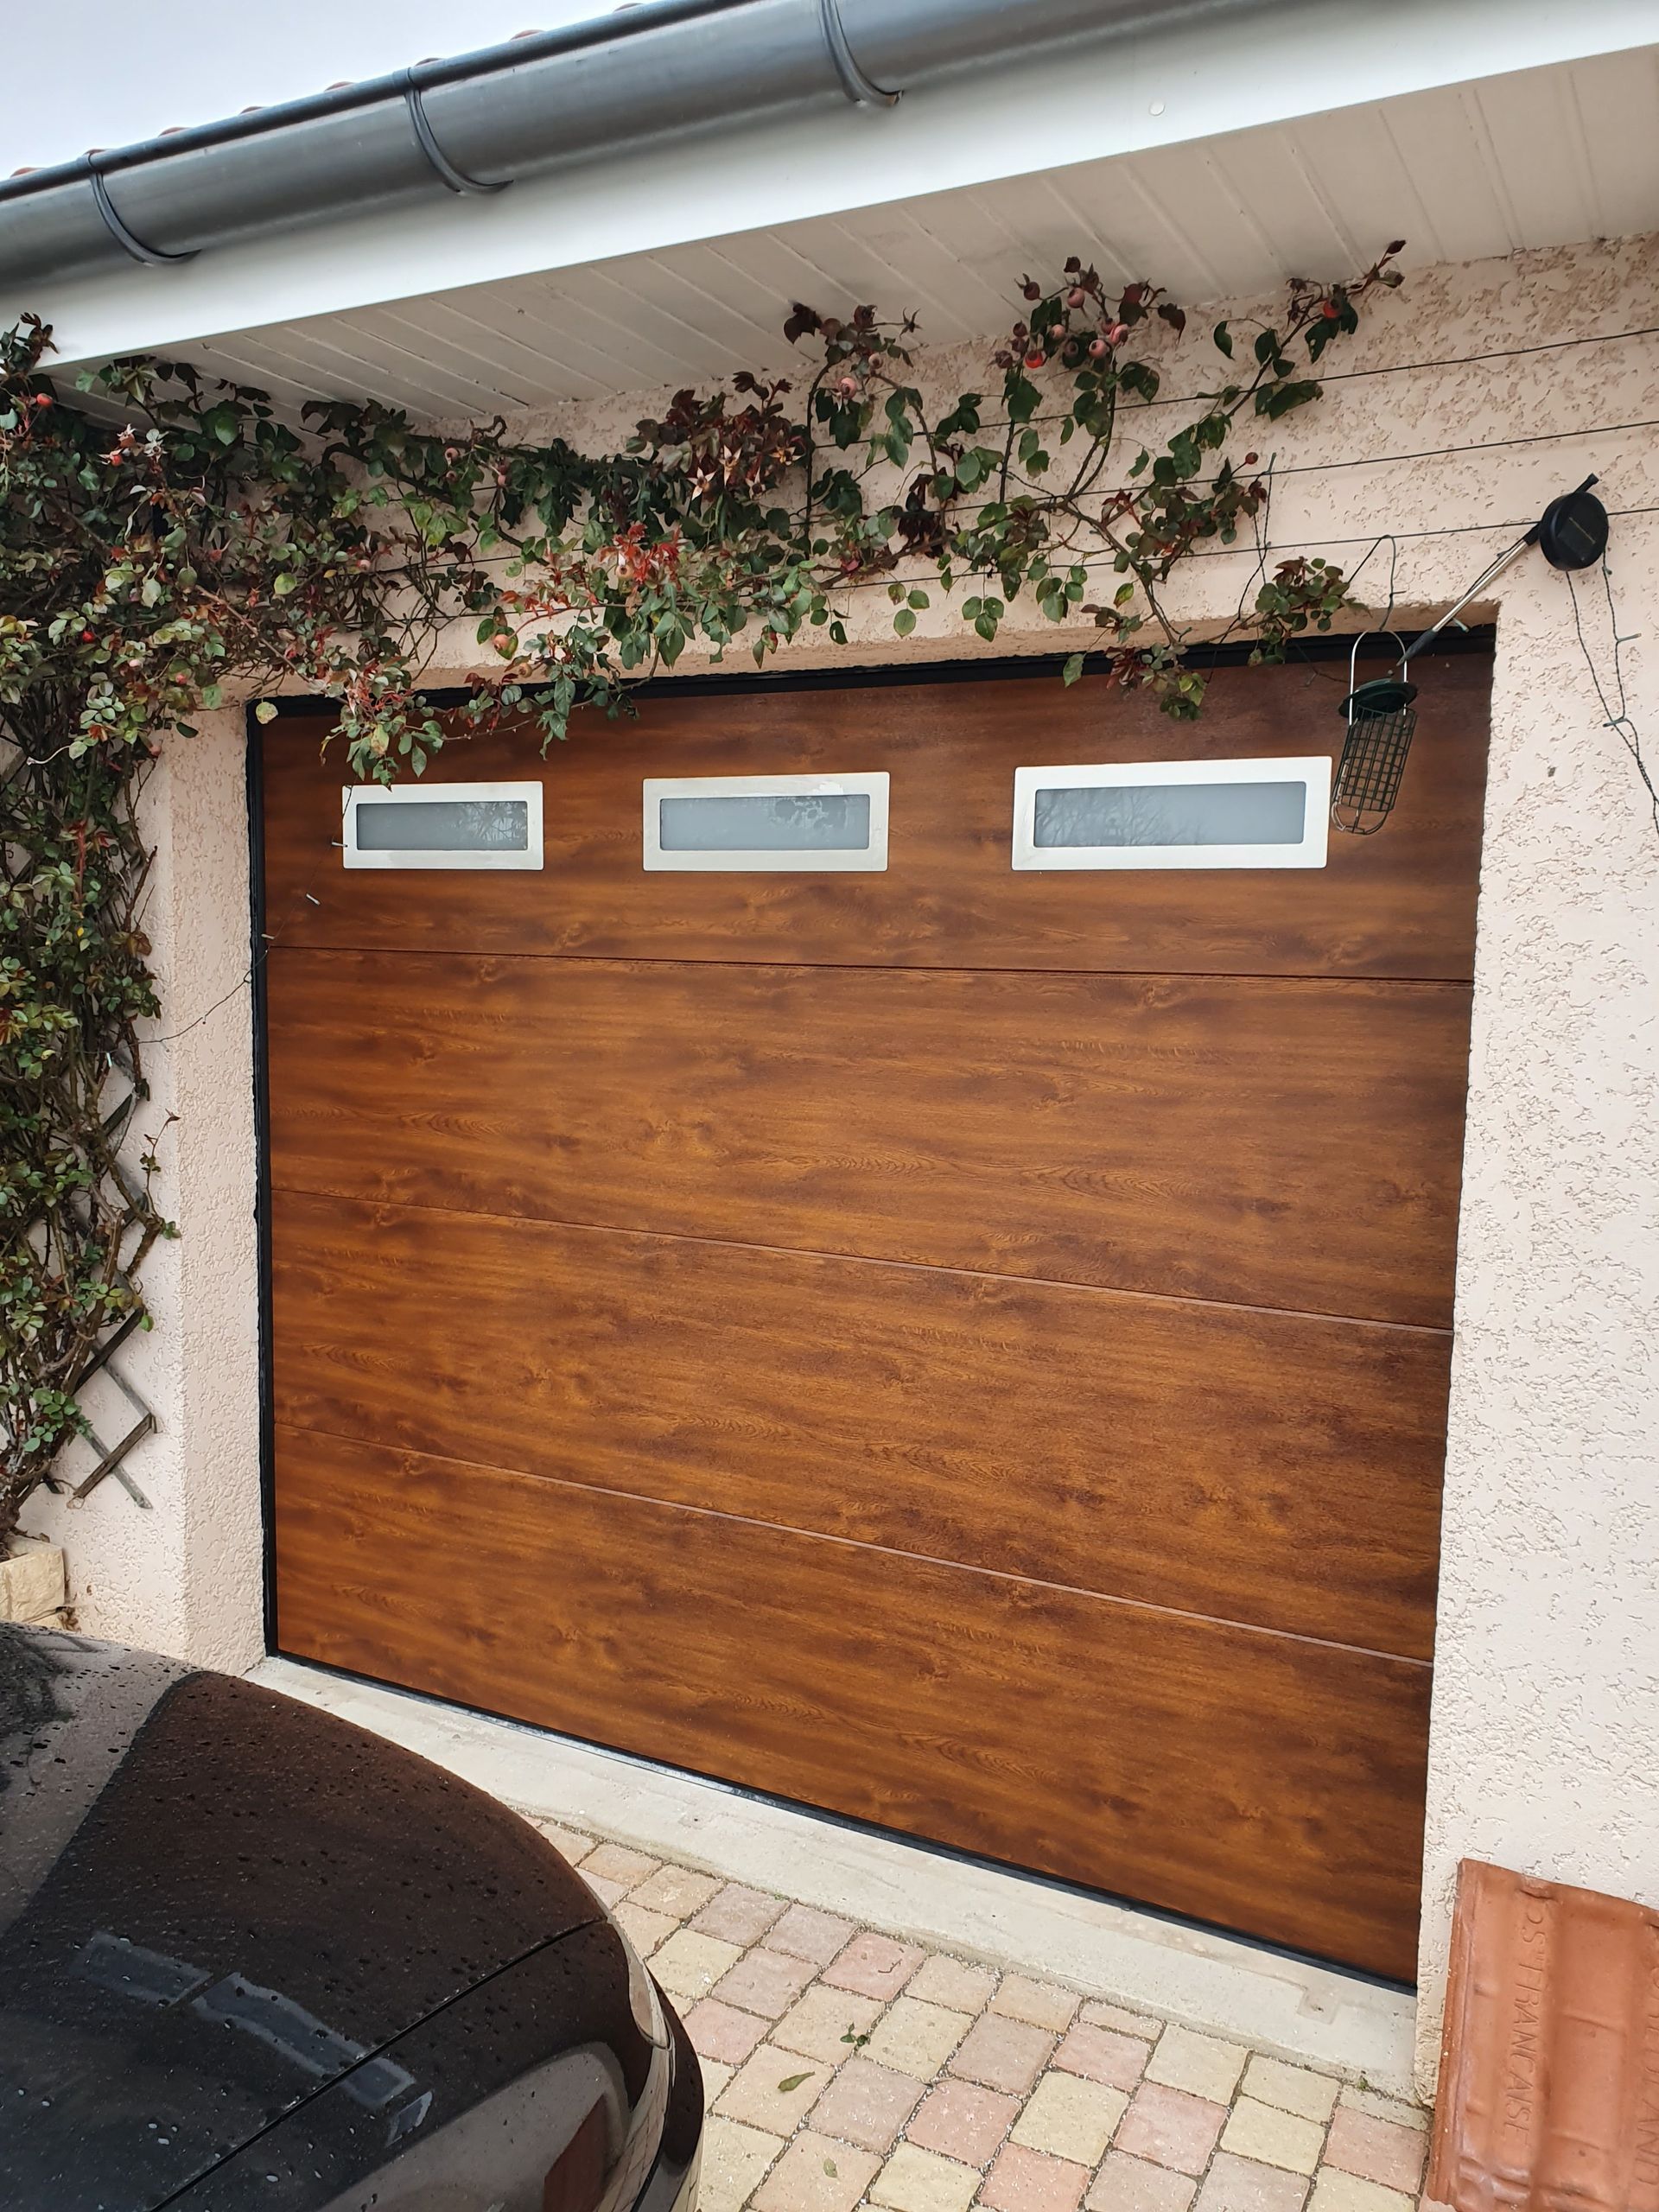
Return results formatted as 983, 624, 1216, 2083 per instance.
645, 772, 888, 872
342, 781, 543, 870
355, 797, 530, 852
1013, 757, 1329, 871
659, 791, 871, 853
1033, 779, 1306, 849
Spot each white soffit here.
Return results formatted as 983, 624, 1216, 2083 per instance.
161, 45, 1659, 426
29, 4, 1659, 412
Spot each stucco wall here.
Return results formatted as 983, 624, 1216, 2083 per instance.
24, 231, 1658, 2096
24, 708, 264, 1674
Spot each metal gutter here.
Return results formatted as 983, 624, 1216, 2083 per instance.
0, 0, 1275, 292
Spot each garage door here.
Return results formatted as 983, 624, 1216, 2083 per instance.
260, 652, 1489, 1982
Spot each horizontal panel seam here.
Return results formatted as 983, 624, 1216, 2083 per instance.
261, 944, 1477, 988
266, 1180, 1455, 1337
271, 1417, 1434, 1673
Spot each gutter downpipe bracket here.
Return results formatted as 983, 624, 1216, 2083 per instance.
820, 0, 902, 107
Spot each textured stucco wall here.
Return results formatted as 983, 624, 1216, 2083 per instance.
22, 232, 1658, 2092
22, 708, 264, 1673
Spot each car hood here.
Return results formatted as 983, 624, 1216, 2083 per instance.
0, 1626, 603, 2212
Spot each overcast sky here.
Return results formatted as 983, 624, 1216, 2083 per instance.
3, 1, 623, 171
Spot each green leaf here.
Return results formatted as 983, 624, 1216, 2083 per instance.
1061, 653, 1084, 686
272, 571, 297, 596
777, 2074, 810, 2093
1255, 379, 1320, 421
1005, 371, 1040, 424
1212, 321, 1234, 358
893, 607, 917, 636
254, 700, 279, 725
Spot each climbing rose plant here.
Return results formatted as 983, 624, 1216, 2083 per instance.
0, 246, 1402, 1545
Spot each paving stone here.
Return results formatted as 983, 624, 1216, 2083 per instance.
714, 2041, 835, 2134
693, 1884, 788, 1946
1238, 2059, 1340, 2124
863, 1995, 974, 2080
1147, 2026, 1250, 2104
905, 2078, 1022, 2164
1055, 2021, 1151, 2091
752, 2129, 880, 2212
949, 2012, 1055, 2095
871, 2141, 982, 2212
773, 1983, 886, 2064
823, 1931, 926, 2001
650, 1928, 745, 2003
579, 1841, 659, 1890
700, 2057, 736, 2105
1082, 2002, 1163, 2041
980, 2141, 1091, 2212
994, 1974, 1084, 2032
1196, 2151, 1313, 2212
700, 2116, 785, 2212
1220, 2101, 1325, 2177
1087, 2151, 1200, 2212
628, 1865, 723, 1920
810, 2056, 925, 2153
1322, 2110, 1426, 2194
714, 1945, 818, 2020
1010, 2069, 1128, 2164
766, 1902, 857, 1966
1337, 2088, 1427, 2134
684, 1998, 772, 2066
908, 1953, 1000, 2013
1306, 2173, 1414, 2212
529, 1819, 594, 1862
613, 1902, 677, 1959
1114, 2084, 1229, 2177
582, 1872, 630, 1908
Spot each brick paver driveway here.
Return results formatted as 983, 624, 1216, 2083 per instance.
531, 1819, 1433, 2212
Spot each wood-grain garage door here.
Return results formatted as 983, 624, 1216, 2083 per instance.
261, 651, 1489, 1981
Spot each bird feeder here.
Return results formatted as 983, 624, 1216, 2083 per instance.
1332, 475, 1611, 834
1332, 635, 1418, 836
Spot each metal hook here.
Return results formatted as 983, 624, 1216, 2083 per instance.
819, 0, 900, 107
404, 84, 510, 194
1347, 626, 1411, 698
89, 169, 198, 265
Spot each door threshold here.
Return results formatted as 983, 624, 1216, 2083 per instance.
251, 1655, 1419, 2101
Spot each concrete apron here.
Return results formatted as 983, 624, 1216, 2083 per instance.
252, 1657, 1418, 2101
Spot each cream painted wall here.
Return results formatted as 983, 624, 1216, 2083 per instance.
24, 709, 264, 1675
26, 232, 1658, 2096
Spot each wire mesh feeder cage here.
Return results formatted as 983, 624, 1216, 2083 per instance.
1333, 632, 1419, 836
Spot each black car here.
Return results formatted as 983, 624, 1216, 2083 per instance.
0, 1624, 702, 2211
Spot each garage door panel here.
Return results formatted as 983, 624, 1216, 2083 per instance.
259, 654, 1489, 980
273, 1426, 1432, 1981
272, 1192, 1447, 1656
267, 951, 1469, 1325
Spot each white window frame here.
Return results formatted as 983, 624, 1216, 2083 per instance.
340, 781, 544, 871
642, 772, 890, 872
1011, 755, 1331, 871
